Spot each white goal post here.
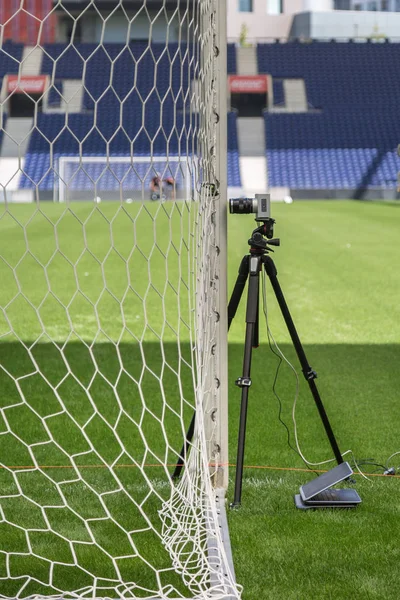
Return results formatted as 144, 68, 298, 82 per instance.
0, 1, 239, 599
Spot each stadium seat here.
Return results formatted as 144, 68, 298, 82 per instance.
258, 41, 400, 190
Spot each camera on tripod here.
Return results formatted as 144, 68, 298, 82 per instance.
229, 193, 270, 219
229, 193, 275, 240
177, 189, 347, 509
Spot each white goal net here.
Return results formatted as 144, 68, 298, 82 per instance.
0, 1, 240, 599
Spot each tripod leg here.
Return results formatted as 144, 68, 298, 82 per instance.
172, 413, 196, 480
253, 286, 260, 349
228, 255, 250, 329
173, 255, 250, 479
232, 255, 262, 507
262, 255, 343, 465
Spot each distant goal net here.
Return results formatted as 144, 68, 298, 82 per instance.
57, 156, 193, 202
0, 1, 239, 599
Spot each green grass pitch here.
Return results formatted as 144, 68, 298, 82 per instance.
1, 200, 400, 599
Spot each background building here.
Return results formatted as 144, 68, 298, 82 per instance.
228, 0, 400, 39
348, 0, 400, 9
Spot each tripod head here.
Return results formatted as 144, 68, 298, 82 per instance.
249, 222, 280, 253
229, 193, 280, 252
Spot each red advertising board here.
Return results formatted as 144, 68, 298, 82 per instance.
229, 76, 268, 94
8, 75, 48, 94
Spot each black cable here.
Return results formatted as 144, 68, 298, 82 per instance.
260, 275, 396, 482
267, 335, 301, 457
349, 460, 389, 474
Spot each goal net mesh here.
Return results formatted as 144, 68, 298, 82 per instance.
0, 1, 240, 598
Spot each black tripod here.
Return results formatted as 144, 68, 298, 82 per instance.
173, 217, 343, 508
228, 218, 343, 507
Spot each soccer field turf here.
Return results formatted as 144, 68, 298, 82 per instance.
227, 200, 400, 600
1, 200, 400, 599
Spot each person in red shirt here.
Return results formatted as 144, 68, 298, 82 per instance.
163, 176, 176, 200
150, 173, 162, 200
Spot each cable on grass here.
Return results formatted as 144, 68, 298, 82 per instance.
260, 272, 308, 466
261, 271, 371, 482
349, 452, 400, 476
349, 459, 388, 474
385, 450, 400, 473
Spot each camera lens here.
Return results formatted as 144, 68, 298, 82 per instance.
229, 198, 257, 214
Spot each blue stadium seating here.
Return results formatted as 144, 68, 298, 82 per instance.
0, 42, 23, 155
267, 148, 397, 189
0, 41, 24, 78
20, 109, 189, 190
267, 148, 375, 188
227, 43, 237, 74
265, 112, 400, 150
20, 109, 241, 190
0, 41, 24, 115
42, 42, 237, 80
258, 40, 400, 111
17, 42, 242, 191
41, 43, 94, 79
41, 42, 192, 115
258, 40, 400, 191
228, 112, 241, 187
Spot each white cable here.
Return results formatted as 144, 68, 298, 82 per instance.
261, 270, 371, 480
386, 451, 400, 468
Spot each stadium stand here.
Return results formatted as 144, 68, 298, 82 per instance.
41, 42, 92, 79
0, 42, 23, 157
227, 112, 241, 187
227, 43, 237, 74
258, 40, 400, 196
0, 41, 24, 81
20, 109, 241, 191
3, 38, 400, 197
17, 43, 241, 192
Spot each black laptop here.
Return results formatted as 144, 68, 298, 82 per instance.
295, 461, 362, 510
